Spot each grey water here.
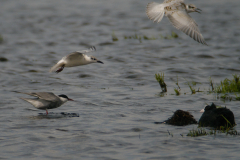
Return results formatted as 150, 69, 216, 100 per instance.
0, 0, 240, 159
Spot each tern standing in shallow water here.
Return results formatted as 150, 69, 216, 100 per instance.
17, 92, 73, 114
146, 0, 207, 45
49, 46, 104, 73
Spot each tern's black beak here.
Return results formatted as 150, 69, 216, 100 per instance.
97, 60, 104, 64
195, 8, 202, 13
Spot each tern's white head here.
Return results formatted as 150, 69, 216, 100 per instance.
186, 4, 202, 13
84, 55, 104, 64
58, 94, 74, 103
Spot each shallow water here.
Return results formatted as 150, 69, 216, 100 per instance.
0, 0, 240, 159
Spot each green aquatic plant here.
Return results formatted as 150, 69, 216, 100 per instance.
190, 114, 238, 137
186, 81, 196, 94
187, 128, 215, 137
159, 31, 178, 39
215, 74, 240, 93
187, 126, 239, 137
143, 35, 157, 40
124, 33, 142, 43
218, 94, 232, 101
171, 31, 178, 38
235, 93, 240, 100
174, 76, 180, 95
219, 115, 235, 131
123, 31, 178, 42
209, 77, 214, 92
213, 75, 240, 100
111, 31, 118, 41
174, 88, 180, 95
155, 73, 167, 92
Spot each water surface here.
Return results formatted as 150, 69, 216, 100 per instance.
0, 0, 240, 159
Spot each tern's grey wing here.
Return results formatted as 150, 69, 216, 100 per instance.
77, 46, 96, 54
146, 2, 165, 23
33, 92, 60, 101
163, 0, 184, 4
167, 10, 207, 45
63, 52, 86, 67
18, 92, 60, 102
65, 52, 84, 61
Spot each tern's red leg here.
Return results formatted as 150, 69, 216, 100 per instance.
56, 65, 65, 73
46, 109, 48, 115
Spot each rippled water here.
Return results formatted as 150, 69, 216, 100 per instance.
1, 0, 240, 159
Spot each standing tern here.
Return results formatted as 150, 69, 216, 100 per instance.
49, 46, 104, 73
17, 92, 73, 114
146, 0, 207, 45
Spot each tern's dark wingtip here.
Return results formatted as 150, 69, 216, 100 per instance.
90, 46, 96, 51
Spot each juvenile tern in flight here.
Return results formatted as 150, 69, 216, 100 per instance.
49, 46, 104, 73
146, 0, 207, 45
17, 91, 73, 114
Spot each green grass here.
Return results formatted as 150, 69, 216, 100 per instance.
213, 75, 240, 101
215, 74, 240, 93
187, 128, 215, 137
155, 73, 167, 92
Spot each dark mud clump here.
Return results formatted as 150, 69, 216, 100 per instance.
163, 110, 197, 126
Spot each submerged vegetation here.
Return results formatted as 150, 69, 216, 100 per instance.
187, 127, 240, 137
111, 31, 118, 41
111, 31, 178, 43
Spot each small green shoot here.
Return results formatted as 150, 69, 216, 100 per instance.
186, 81, 196, 94
112, 31, 118, 41
155, 73, 167, 92
174, 88, 180, 95
209, 77, 214, 92
143, 35, 157, 40
171, 31, 178, 38
174, 76, 180, 95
